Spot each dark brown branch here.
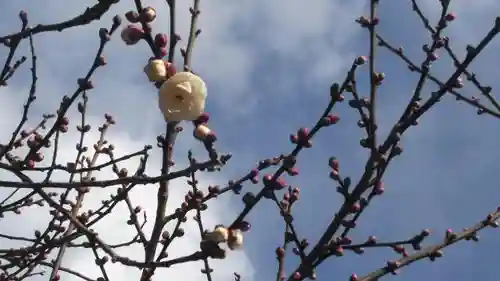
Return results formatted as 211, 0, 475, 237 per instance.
0, 0, 119, 43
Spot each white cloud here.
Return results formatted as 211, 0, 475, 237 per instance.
0, 0, 364, 111
0, 86, 254, 281
0, 0, 367, 280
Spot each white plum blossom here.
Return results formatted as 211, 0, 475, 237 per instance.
158, 72, 207, 122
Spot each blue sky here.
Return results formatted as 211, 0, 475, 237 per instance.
0, 0, 499, 281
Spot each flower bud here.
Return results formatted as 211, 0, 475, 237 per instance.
194, 124, 211, 141
121, 25, 144, 45
144, 59, 167, 82
227, 229, 244, 250
155, 33, 168, 48
141, 7, 156, 22
125, 11, 140, 23
165, 62, 176, 79
445, 13, 456, 21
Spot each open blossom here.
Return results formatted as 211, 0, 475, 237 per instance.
205, 226, 229, 243
143, 59, 166, 82
158, 72, 207, 122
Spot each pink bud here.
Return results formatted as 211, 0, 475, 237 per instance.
121, 25, 144, 45
334, 246, 344, 256
275, 247, 285, 258
387, 260, 400, 270
165, 62, 176, 78
328, 157, 339, 170
350, 203, 360, 213
445, 13, 456, 21
125, 11, 139, 23
249, 169, 259, 178
341, 236, 352, 244
263, 174, 273, 184
287, 167, 299, 176
159, 46, 168, 58
367, 236, 377, 244
193, 124, 212, 141
155, 33, 168, 48
194, 112, 210, 126
330, 170, 340, 180
283, 193, 290, 201
297, 128, 309, 139
275, 178, 286, 190
328, 114, 340, 124
355, 56, 367, 65
428, 52, 439, 61
374, 181, 384, 195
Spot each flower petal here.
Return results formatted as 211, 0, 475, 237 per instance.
175, 81, 192, 94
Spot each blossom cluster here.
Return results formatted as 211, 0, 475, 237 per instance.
120, 7, 208, 123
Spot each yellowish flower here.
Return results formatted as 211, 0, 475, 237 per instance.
158, 72, 207, 122
144, 59, 167, 82
227, 229, 244, 250
207, 226, 229, 243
